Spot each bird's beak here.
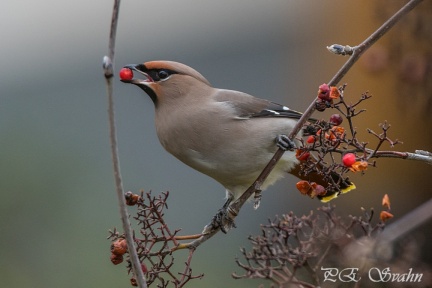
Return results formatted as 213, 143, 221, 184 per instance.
120, 64, 154, 85
120, 64, 158, 104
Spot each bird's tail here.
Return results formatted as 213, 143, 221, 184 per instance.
290, 164, 356, 202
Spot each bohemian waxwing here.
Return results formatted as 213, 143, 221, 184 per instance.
120, 61, 355, 209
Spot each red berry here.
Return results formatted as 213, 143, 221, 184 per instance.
296, 150, 310, 161
306, 135, 315, 143
318, 83, 330, 100
329, 114, 343, 126
119, 68, 133, 81
141, 263, 148, 273
342, 153, 356, 167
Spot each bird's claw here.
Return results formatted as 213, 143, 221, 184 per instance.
276, 134, 296, 151
202, 206, 237, 234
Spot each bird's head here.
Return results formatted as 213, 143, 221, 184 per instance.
120, 61, 212, 105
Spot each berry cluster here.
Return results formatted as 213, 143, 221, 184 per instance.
294, 84, 393, 200
108, 191, 203, 287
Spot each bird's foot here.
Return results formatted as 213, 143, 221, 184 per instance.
202, 201, 237, 234
276, 134, 296, 151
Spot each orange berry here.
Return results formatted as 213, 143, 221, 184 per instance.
380, 211, 394, 222
350, 161, 368, 172
296, 181, 312, 195
329, 86, 341, 99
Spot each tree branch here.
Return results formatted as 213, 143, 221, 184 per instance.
188, 0, 425, 249
102, 1, 147, 287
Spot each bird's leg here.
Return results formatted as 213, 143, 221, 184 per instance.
253, 189, 262, 210
170, 202, 234, 250
202, 195, 237, 234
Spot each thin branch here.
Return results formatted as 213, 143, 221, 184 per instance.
102, 0, 147, 287
364, 148, 432, 165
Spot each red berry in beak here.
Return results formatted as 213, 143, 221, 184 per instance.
119, 68, 133, 81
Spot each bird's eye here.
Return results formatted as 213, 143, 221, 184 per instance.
158, 70, 170, 80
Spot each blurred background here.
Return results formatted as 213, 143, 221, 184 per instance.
1, 0, 431, 287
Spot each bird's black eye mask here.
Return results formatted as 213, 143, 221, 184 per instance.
135, 65, 178, 82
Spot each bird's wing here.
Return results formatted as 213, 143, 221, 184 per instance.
214, 89, 311, 121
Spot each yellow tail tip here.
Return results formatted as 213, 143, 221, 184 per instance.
320, 183, 356, 203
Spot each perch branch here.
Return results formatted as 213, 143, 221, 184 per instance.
187, 0, 425, 249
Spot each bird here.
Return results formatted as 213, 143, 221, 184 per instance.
120, 60, 355, 231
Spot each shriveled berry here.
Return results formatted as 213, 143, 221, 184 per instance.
313, 184, 326, 197
125, 191, 140, 206
342, 153, 356, 167
329, 114, 343, 125
130, 277, 138, 287
111, 238, 127, 255
110, 253, 123, 265
315, 98, 329, 111
119, 68, 133, 81
329, 126, 345, 141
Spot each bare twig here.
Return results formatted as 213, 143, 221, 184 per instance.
102, 0, 147, 287
234, 195, 430, 288
113, 191, 204, 287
